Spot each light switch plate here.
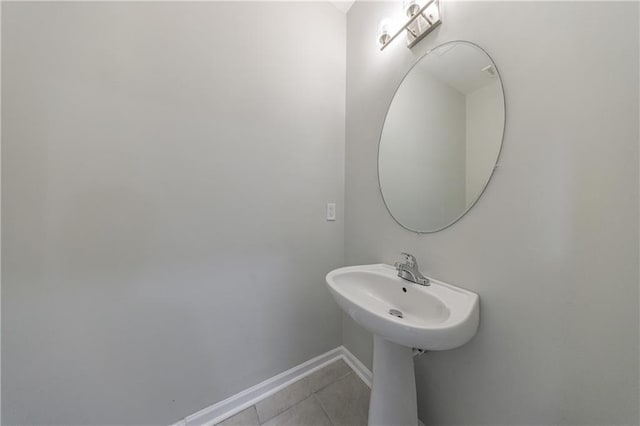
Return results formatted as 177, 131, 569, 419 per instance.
327, 203, 336, 221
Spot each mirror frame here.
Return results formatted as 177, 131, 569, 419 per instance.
377, 40, 506, 234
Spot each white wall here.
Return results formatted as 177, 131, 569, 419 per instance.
379, 67, 466, 231
465, 79, 502, 205
1, 2, 345, 424
345, 1, 639, 425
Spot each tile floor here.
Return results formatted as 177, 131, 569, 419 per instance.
215, 359, 370, 426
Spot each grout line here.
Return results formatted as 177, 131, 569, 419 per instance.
255, 406, 263, 426
190, 349, 344, 426
253, 377, 313, 425
215, 406, 259, 426
315, 370, 356, 395
258, 358, 355, 423
221, 360, 356, 426
251, 406, 260, 426
260, 394, 318, 426
310, 369, 354, 395
184, 347, 368, 426
312, 393, 335, 426
254, 403, 266, 426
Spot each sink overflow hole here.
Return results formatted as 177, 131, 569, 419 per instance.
389, 309, 404, 319
402, 287, 407, 293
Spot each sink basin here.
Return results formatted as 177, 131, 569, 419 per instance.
326, 264, 479, 350
325, 263, 480, 426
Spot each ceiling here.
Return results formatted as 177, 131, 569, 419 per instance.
328, 0, 355, 14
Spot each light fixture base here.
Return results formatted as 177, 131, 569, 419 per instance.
406, 19, 441, 49
378, 0, 441, 51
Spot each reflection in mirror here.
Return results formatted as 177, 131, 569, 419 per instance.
378, 41, 505, 232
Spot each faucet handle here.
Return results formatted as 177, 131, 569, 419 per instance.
400, 252, 417, 267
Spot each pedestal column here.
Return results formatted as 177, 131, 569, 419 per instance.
368, 335, 418, 426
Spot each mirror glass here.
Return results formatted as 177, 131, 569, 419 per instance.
378, 41, 505, 232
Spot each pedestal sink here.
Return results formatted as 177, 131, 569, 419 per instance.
325, 264, 479, 426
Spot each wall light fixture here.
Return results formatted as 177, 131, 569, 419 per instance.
377, 0, 441, 51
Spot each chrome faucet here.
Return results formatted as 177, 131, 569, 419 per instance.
394, 253, 430, 286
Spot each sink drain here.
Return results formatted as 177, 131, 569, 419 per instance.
389, 309, 403, 319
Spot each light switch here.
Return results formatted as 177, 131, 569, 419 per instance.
327, 203, 336, 221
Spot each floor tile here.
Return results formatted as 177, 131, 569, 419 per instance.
315, 372, 370, 426
216, 406, 259, 426
261, 396, 332, 426
255, 378, 312, 423
307, 359, 352, 393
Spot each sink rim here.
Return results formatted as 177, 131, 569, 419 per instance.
325, 263, 480, 350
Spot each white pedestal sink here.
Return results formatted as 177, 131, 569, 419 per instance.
325, 264, 479, 426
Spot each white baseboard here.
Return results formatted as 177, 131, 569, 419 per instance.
171, 345, 423, 426
339, 345, 372, 388
174, 346, 368, 426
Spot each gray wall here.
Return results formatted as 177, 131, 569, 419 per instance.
1, 2, 345, 424
345, 1, 639, 425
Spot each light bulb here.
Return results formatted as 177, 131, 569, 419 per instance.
403, 0, 421, 17
378, 19, 391, 46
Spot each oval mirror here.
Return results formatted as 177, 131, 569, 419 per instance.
378, 41, 505, 233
